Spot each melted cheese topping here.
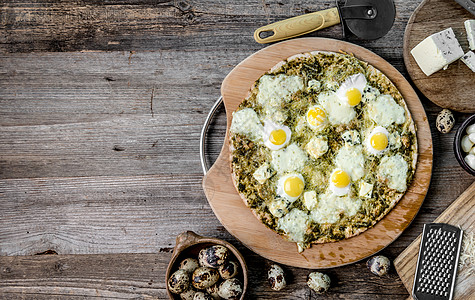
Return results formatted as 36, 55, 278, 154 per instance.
271, 143, 308, 173
277, 208, 309, 242
303, 191, 318, 210
318, 92, 356, 125
257, 74, 304, 121
335, 145, 365, 181
305, 136, 328, 160
367, 95, 406, 127
377, 154, 408, 192
311, 191, 362, 224
230, 108, 263, 141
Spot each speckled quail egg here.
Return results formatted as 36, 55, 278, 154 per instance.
168, 269, 190, 294
199, 245, 229, 268
180, 287, 197, 300
192, 267, 220, 290
335, 73, 367, 107
218, 278, 243, 300
180, 258, 200, 274
267, 264, 286, 291
307, 272, 331, 294
193, 291, 214, 300
367, 255, 391, 276
205, 283, 221, 300
436, 109, 455, 133
219, 261, 239, 280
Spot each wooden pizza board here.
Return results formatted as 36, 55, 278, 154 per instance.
202, 37, 433, 269
403, 0, 475, 113
394, 181, 475, 300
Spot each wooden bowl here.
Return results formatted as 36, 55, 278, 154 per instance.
165, 231, 248, 299
454, 114, 475, 176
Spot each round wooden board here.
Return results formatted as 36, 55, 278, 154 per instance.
403, 0, 475, 113
202, 37, 433, 269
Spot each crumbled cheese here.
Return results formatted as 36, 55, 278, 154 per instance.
268, 198, 289, 218
410, 27, 464, 76
253, 163, 273, 184
277, 208, 309, 242
362, 85, 380, 102
341, 130, 361, 146
303, 191, 318, 210
305, 136, 328, 160
230, 108, 263, 141
359, 181, 373, 198
271, 143, 308, 173
377, 154, 408, 192
367, 95, 406, 127
461, 51, 475, 73
459, 230, 475, 275
465, 20, 475, 51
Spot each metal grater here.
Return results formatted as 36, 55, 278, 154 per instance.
412, 223, 463, 300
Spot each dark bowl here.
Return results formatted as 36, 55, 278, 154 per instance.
165, 231, 248, 300
453, 114, 475, 176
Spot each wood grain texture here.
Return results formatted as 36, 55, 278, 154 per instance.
403, 0, 475, 113
394, 182, 475, 300
0, 0, 474, 298
203, 37, 433, 269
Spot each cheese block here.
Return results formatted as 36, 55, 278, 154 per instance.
410, 28, 464, 76
461, 51, 475, 72
465, 20, 475, 51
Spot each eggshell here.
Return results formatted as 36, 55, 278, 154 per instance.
464, 154, 475, 170
467, 123, 475, 134
469, 133, 475, 143
461, 135, 474, 153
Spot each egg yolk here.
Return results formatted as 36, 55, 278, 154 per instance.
346, 88, 362, 106
307, 107, 326, 127
269, 129, 287, 146
331, 170, 350, 188
370, 132, 389, 151
284, 176, 304, 198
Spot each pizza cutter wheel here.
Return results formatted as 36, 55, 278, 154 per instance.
254, 0, 396, 43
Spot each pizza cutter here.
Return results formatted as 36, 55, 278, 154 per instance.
254, 0, 396, 43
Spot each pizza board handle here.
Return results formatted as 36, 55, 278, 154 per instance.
200, 96, 224, 174
254, 7, 341, 44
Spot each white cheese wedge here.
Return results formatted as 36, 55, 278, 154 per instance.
461, 51, 475, 72
410, 28, 464, 76
465, 20, 475, 51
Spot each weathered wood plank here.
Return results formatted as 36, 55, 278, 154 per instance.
0, 0, 418, 67
0, 252, 411, 299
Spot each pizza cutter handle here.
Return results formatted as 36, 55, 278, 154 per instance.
254, 7, 340, 44
200, 96, 223, 175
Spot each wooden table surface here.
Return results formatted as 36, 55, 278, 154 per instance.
0, 1, 473, 299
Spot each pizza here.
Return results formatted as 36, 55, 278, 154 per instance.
229, 51, 417, 252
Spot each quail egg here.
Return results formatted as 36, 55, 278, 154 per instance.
180, 287, 197, 300
219, 261, 239, 280
436, 109, 455, 133
367, 255, 391, 276
205, 283, 221, 300
168, 269, 190, 294
267, 264, 286, 291
218, 278, 243, 300
192, 267, 220, 290
180, 258, 200, 274
193, 292, 214, 300
199, 245, 229, 268
307, 272, 330, 294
